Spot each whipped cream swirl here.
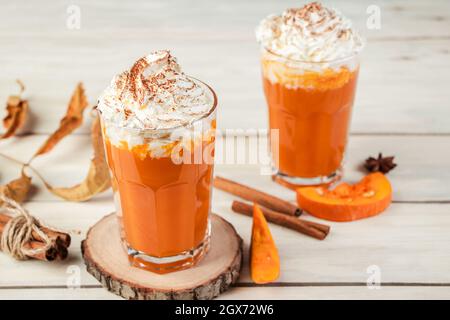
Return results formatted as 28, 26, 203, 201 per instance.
256, 2, 364, 62
97, 50, 213, 130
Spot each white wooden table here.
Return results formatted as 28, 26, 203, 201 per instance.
1, 0, 450, 300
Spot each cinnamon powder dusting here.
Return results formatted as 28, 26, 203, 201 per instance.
97, 50, 213, 130
256, 2, 364, 62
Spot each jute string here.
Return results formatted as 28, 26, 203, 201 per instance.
0, 194, 52, 260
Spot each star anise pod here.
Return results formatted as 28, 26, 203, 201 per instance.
364, 153, 397, 174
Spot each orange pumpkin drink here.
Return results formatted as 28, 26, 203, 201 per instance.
256, 3, 364, 186
97, 51, 217, 273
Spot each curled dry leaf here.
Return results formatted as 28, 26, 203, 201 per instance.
32, 82, 88, 158
43, 115, 111, 201
2, 81, 28, 139
0, 170, 32, 205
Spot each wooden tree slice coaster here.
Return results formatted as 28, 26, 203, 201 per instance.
81, 213, 243, 300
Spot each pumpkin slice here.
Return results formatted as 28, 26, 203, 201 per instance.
250, 203, 280, 284
296, 172, 392, 222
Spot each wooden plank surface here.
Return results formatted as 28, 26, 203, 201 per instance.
1, 200, 449, 288
2, 286, 450, 300
0, 0, 449, 300
1, 134, 449, 202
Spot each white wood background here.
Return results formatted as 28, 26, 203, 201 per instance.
0, 0, 449, 300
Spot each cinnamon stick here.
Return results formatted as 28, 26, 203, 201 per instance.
0, 214, 70, 261
214, 176, 301, 216
0, 222, 58, 261
231, 200, 330, 240
55, 238, 69, 260
0, 213, 71, 247
23, 241, 58, 261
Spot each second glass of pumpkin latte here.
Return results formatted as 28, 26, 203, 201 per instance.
97, 51, 217, 273
256, 2, 364, 186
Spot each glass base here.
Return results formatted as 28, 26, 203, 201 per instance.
126, 227, 211, 274
272, 167, 342, 189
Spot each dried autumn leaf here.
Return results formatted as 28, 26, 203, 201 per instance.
32, 82, 88, 158
43, 116, 111, 201
2, 81, 28, 139
0, 170, 32, 205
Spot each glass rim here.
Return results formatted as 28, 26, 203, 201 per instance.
97, 76, 218, 134
261, 45, 363, 65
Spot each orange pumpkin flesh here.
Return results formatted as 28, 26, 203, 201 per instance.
296, 173, 392, 222
250, 204, 280, 284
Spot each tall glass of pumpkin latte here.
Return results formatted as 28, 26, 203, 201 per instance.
256, 2, 364, 186
97, 50, 217, 273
